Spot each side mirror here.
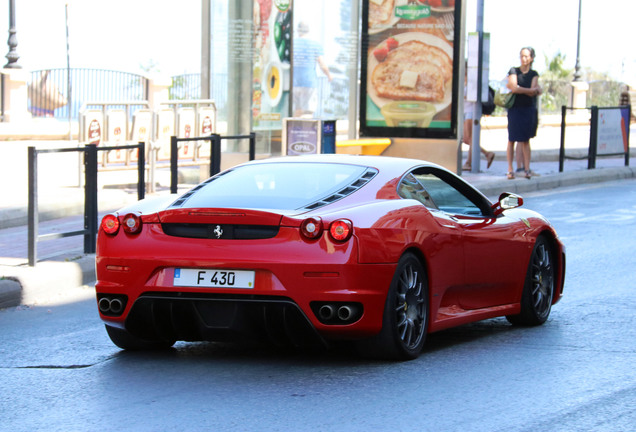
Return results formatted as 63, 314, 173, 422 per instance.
492, 192, 524, 216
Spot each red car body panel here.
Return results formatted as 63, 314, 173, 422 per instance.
95, 155, 565, 345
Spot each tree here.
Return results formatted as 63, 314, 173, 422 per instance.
542, 51, 572, 80
539, 52, 572, 112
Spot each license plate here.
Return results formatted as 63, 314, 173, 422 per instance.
173, 268, 255, 289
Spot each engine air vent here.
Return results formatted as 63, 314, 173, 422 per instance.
300, 168, 377, 211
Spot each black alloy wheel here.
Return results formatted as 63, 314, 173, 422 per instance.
358, 252, 428, 360
507, 236, 555, 326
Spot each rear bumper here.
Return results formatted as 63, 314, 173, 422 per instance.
96, 221, 399, 342
97, 248, 395, 342
114, 292, 327, 347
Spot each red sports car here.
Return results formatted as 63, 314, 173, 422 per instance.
96, 155, 565, 360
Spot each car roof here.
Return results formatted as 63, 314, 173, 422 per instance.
239, 154, 444, 173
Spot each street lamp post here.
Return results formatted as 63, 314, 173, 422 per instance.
4, 0, 20, 68
573, 0, 582, 81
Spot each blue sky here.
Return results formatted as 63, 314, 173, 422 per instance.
1, 0, 633, 83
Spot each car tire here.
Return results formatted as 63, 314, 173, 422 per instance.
105, 325, 176, 350
358, 252, 428, 360
506, 236, 555, 326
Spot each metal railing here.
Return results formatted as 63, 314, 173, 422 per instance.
28, 68, 149, 120
79, 100, 151, 132
27, 143, 146, 266
559, 105, 631, 172
170, 73, 201, 100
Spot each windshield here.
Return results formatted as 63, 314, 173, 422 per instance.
176, 162, 370, 210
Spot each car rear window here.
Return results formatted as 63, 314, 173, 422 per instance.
174, 162, 371, 210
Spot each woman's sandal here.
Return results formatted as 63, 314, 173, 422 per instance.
506, 172, 515, 180
525, 170, 532, 179
486, 152, 495, 168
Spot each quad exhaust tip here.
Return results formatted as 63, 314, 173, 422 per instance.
313, 302, 363, 325
98, 295, 128, 316
318, 304, 336, 321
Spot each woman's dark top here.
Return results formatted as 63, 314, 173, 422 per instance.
508, 67, 539, 108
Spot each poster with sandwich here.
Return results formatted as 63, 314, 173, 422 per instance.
360, 0, 461, 139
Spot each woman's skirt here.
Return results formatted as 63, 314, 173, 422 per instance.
507, 105, 538, 142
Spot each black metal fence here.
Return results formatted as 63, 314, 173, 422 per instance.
27, 143, 145, 266
28, 68, 149, 120
559, 105, 631, 172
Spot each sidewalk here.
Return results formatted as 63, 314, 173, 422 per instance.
1, 122, 635, 308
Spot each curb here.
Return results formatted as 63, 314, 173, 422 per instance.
0, 253, 96, 307
0, 278, 22, 309
471, 165, 636, 198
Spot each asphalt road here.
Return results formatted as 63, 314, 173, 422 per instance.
1, 180, 635, 432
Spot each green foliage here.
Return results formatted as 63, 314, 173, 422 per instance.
543, 51, 572, 80
539, 79, 571, 113
168, 74, 201, 101
588, 80, 623, 108
170, 75, 187, 100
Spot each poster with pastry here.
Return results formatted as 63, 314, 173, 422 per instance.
361, 0, 460, 139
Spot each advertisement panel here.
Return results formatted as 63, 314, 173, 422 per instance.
282, 118, 321, 155
82, 110, 103, 145
130, 109, 152, 162
360, 0, 461, 139
596, 106, 630, 155
156, 109, 175, 161
252, 0, 293, 130
105, 109, 127, 163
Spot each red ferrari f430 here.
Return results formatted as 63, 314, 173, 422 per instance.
96, 155, 565, 360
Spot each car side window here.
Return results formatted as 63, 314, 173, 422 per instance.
398, 173, 438, 209
399, 168, 491, 217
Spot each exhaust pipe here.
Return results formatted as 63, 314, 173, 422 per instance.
337, 305, 354, 321
98, 296, 126, 315
318, 304, 336, 321
109, 298, 124, 315
98, 298, 112, 313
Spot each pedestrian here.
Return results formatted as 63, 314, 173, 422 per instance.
292, 21, 332, 117
463, 72, 495, 171
505, 47, 542, 179
620, 85, 630, 106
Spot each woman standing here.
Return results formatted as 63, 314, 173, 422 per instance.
506, 47, 542, 179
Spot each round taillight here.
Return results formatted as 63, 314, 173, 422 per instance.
329, 219, 353, 242
101, 213, 120, 235
122, 213, 142, 234
300, 217, 323, 240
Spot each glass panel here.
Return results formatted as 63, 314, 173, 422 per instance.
398, 173, 438, 209
209, 0, 358, 155
413, 172, 482, 216
292, 0, 357, 120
